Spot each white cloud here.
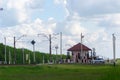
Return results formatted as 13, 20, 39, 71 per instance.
54, 0, 60, 4
65, 12, 87, 35
0, 0, 44, 27
27, 0, 44, 9
2, 17, 56, 44
7, 0, 29, 23
67, 0, 120, 16
98, 14, 120, 28
0, 0, 2, 4
67, 39, 76, 45
54, 0, 67, 5
86, 29, 109, 43
54, 0, 69, 17
64, 0, 120, 34
66, 22, 86, 35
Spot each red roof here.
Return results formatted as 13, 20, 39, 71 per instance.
67, 43, 91, 51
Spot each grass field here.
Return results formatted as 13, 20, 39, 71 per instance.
0, 64, 120, 80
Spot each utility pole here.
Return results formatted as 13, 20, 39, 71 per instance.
4, 37, 7, 64
49, 34, 52, 62
112, 34, 116, 67
80, 33, 84, 62
14, 37, 16, 64
60, 32, 62, 59
13, 35, 26, 64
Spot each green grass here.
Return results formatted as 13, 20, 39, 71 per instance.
0, 64, 120, 80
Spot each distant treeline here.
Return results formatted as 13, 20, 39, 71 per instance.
0, 43, 66, 64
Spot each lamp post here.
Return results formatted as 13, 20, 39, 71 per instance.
13, 35, 26, 64
31, 40, 36, 64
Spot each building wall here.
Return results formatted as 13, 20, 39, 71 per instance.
71, 51, 90, 63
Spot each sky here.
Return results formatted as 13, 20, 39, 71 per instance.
0, 0, 120, 59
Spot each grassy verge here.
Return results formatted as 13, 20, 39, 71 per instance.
0, 64, 120, 80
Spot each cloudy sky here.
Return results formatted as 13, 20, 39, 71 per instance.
0, 0, 120, 59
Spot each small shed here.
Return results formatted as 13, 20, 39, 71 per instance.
67, 43, 92, 63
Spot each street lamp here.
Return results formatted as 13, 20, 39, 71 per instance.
14, 35, 26, 64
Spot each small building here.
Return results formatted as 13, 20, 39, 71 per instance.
67, 43, 92, 63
